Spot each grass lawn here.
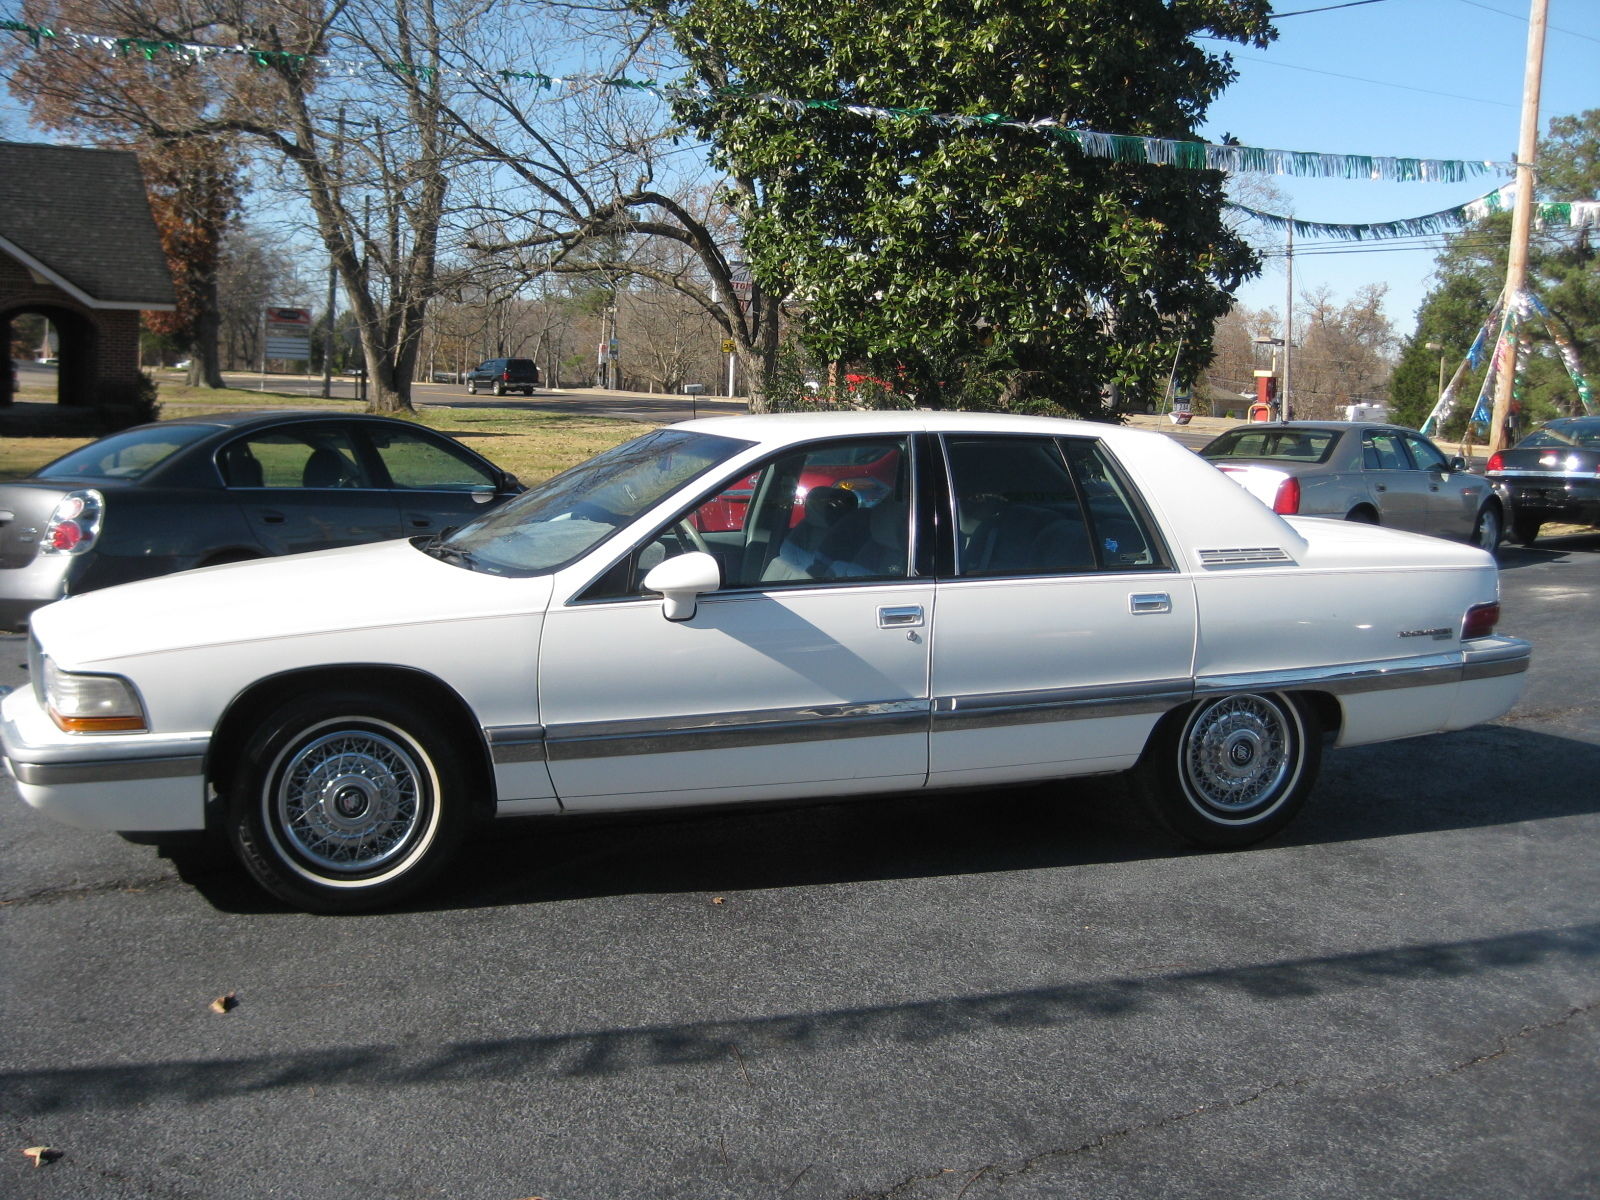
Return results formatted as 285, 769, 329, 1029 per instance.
0, 377, 655, 484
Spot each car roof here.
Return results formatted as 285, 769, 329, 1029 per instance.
674, 409, 1166, 448
127, 410, 425, 434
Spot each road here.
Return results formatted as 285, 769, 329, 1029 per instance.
1, 522, 1596, 1196
214, 370, 750, 425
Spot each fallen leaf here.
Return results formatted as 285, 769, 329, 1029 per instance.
710, 896, 726, 905
209, 992, 238, 1014
22, 1146, 62, 1167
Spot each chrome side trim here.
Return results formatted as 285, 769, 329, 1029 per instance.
493, 640, 1534, 766
485, 724, 548, 765
545, 700, 929, 760
9, 752, 205, 787
1196, 639, 1531, 698
933, 679, 1192, 731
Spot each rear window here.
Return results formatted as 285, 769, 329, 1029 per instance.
1202, 428, 1338, 465
36, 424, 213, 480
1519, 420, 1600, 450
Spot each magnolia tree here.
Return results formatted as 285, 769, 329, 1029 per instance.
637, 0, 1276, 414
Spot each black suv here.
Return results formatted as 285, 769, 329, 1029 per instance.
465, 357, 541, 396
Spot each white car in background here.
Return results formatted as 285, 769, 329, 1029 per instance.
2, 412, 1529, 912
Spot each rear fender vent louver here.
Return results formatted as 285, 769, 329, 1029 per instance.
1197, 547, 1295, 568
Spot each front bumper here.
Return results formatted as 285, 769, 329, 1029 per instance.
0, 684, 209, 831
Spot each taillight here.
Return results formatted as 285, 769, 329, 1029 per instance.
1485, 452, 1504, 473
1462, 602, 1499, 640
41, 490, 104, 556
1272, 476, 1301, 514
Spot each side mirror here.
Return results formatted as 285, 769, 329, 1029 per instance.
1448, 456, 1469, 473
642, 551, 721, 622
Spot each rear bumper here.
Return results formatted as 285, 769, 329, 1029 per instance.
0, 556, 74, 632
1492, 477, 1600, 526
0, 685, 209, 831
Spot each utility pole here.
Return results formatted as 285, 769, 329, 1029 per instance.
1488, 0, 1548, 456
1283, 223, 1294, 420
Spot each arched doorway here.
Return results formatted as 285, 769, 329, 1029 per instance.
2, 302, 99, 408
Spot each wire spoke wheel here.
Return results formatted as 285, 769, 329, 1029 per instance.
1179, 695, 1294, 817
275, 729, 426, 873
227, 692, 474, 912
1136, 691, 1320, 848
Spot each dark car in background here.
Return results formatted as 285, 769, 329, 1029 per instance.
0, 411, 522, 631
1485, 416, 1600, 545
1200, 421, 1503, 551
465, 357, 541, 396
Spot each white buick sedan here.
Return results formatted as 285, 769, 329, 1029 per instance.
1, 412, 1530, 912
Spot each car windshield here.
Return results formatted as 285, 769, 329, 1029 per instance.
1517, 420, 1600, 450
35, 424, 215, 480
430, 427, 752, 575
1202, 428, 1338, 464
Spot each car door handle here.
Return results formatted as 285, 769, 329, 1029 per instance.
406, 513, 435, 528
878, 605, 924, 628
1130, 593, 1171, 615
258, 510, 286, 525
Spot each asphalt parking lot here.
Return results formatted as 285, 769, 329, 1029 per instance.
1, 526, 1596, 1198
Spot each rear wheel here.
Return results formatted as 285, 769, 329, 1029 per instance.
1344, 507, 1378, 524
225, 692, 473, 912
1511, 516, 1542, 545
1471, 504, 1503, 552
1134, 692, 1321, 848
493, 380, 506, 396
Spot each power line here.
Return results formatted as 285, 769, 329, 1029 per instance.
1271, 0, 1394, 16
1224, 53, 1516, 107
1448, 0, 1600, 45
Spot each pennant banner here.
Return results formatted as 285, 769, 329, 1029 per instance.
1422, 288, 1597, 436
1230, 186, 1600, 241
2, 18, 1515, 182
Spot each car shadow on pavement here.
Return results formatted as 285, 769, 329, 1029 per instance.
1495, 530, 1600, 570
8, 913, 1600, 1114
164, 724, 1600, 917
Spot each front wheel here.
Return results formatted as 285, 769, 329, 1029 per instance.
466, 379, 478, 395
225, 693, 473, 912
1134, 692, 1321, 848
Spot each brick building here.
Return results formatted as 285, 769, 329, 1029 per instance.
1, 142, 175, 409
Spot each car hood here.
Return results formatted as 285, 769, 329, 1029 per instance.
30, 538, 555, 668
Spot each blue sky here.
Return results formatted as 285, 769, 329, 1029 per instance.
2, 0, 1593, 340
1202, 0, 1600, 332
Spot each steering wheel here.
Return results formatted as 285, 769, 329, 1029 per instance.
668, 518, 710, 555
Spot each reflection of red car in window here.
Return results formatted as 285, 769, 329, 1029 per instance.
692, 445, 901, 533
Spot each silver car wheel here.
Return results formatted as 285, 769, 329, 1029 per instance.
1177, 694, 1302, 822
273, 725, 429, 873
1472, 505, 1502, 551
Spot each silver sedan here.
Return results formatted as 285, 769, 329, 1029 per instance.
1200, 421, 1504, 550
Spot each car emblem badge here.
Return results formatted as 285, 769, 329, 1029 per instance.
333, 786, 368, 819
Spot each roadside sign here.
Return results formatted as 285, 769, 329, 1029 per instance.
264, 307, 312, 361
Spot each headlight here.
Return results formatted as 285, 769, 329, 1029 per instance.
40, 657, 147, 733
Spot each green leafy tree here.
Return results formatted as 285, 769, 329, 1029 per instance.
643, 0, 1274, 414
1395, 109, 1599, 433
